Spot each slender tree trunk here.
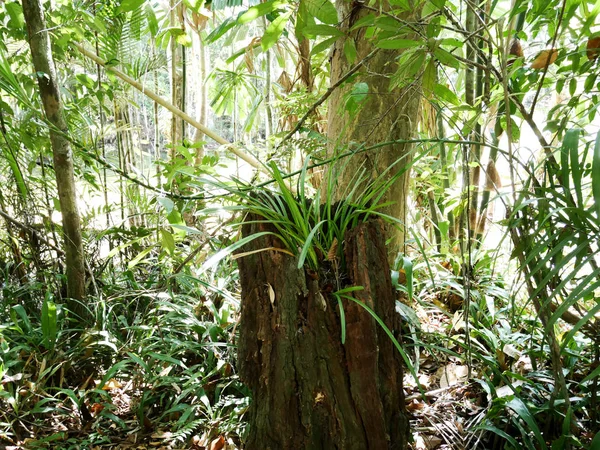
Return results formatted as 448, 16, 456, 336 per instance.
324, 3, 423, 257
169, 0, 184, 158
237, 216, 408, 449
22, 0, 87, 314
193, 32, 208, 165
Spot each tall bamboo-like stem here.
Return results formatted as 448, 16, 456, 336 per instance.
169, 0, 184, 158
152, 40, 161, 187
193, 32, 208, 165
93, 5, 110, 231
262, 17, 273, 143
437, 105, 455, 241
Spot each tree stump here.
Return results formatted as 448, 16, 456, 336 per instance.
237, 216, 408, 449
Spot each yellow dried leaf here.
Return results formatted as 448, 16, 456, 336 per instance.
530, 49, 558, 69
102, 378, 122, 390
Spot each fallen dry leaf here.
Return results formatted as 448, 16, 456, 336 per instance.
101, 378, 122, 390
531, 49, 558, 69
209, 435, 226, 450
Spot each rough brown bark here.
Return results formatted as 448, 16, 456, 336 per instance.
325, 2, 423, 255
22, 0, 87, 314
237, 215, 408, 449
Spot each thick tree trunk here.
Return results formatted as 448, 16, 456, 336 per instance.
325, 3, 422, 255
22, 0, 87, 314
237, 215, 408, 449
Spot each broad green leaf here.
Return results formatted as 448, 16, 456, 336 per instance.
434, 48, 460, 68
262, 10, 292, 51
5, 2, 24, 29
238, 0, 285, 24
302, 0, 337, 24
376, 38, 422, 50
310, 36, 338, 55
146, 5, 159, 37
157, 197, 174, 213
75, 73, 95, 89
402, 257, 414, 302
434, 83, 460, 105
160, 229, 175, 256
302, 24, 343, 38
294, 0, 316, 41
591, 429, 600, 449
167, 209, 184, 226
344, 39, 357, 64
422, 58, 436, 97
117, 0, 146, 13
41, 298, 57, 349
350, 13, 375, 31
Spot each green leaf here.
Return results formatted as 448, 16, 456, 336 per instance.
298, 220, 326, 269
310, 36, 338, 55
146, 5, 159, 37
593, 130, 600, 225
238, 0, 285, 24
302, 24, 343, 38
506, 398, 548, 450
434, 83, 460, 105
422, 58, 436, 97
206, 17, 236, 43
160, 229, 175, 256
75, 73, 95, 89
167, 209, 184, 226
201, 231, 277, 272
345, 82, 369, 114
403, 257, 414, 302
434, 48, 460, 69
183, 0, 203, 12
350, 13, 375, 31
117, 0, 146, 14
376, 38, 422, 50
302, 0, 337, 24
157, 197, 174, 213
41, 298, 57, 350
6, 2, 25, 29
388, 0, 410, 9
344, 39, 357, 64
590, 429, 600, 450
148, 352, 186, 368
262, 10, 292, 50
11, 305, 32, 333
128, 247, 153, 269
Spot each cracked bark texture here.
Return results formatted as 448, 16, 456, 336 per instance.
237, 216, 408, 449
